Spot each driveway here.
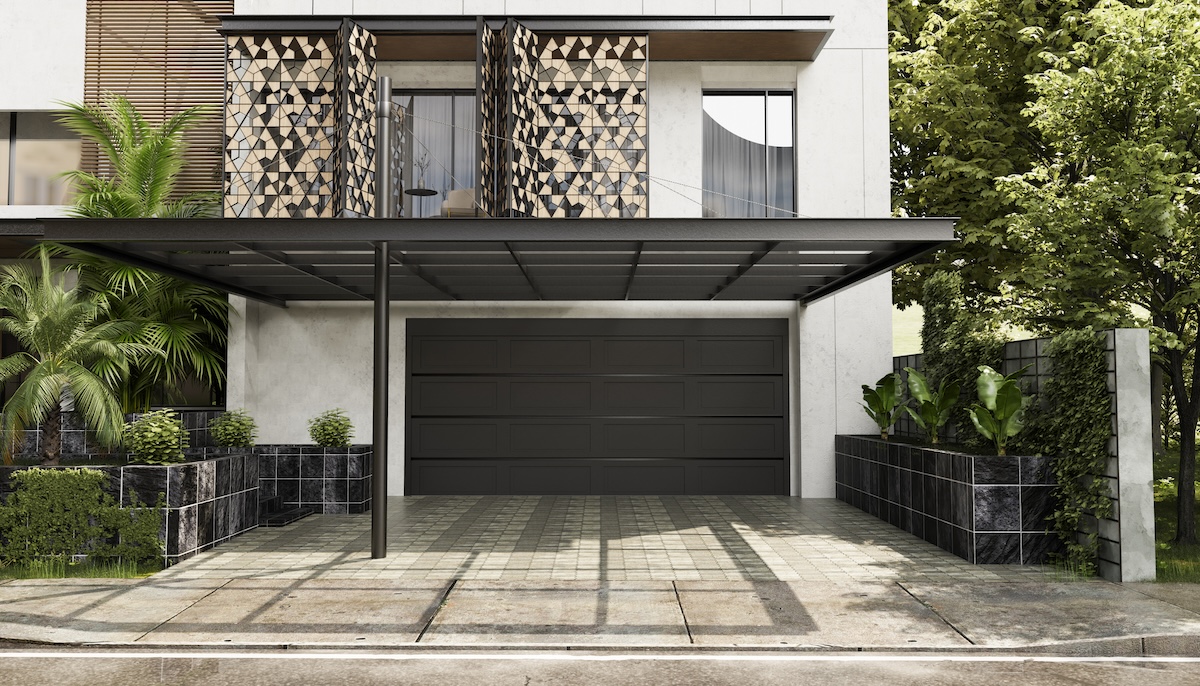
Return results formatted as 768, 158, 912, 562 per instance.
157, 496, 1048, 582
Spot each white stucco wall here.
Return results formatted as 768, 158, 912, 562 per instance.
0, 1, 86, 110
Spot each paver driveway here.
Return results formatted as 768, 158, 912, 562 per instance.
157, 497, 1052, 582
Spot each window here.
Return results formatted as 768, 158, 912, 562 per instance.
394, 91, 478, 218
702, 91, 795, 218
0, 112, 81, 206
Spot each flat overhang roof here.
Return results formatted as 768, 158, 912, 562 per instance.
220, 16, 835, 61
14, 217, 955, 308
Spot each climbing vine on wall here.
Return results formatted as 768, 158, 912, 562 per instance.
1042, 328, 1113, 575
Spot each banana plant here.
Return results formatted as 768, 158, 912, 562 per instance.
902, 367, 959, 446
968, 364, 1032, 456
862, 372, 904, 441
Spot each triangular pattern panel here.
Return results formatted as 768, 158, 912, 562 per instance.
335, 21, 378, 218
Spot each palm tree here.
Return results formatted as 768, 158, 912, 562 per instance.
0, 251, 156, 465
52, 94, 229, 411
56, 94, 218, 218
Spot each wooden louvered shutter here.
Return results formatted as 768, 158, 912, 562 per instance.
83, 0, 231, 197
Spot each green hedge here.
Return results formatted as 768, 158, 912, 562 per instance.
0, 468, 162, 566
919, 271, 1005, 447
1041, 328, 1113, 575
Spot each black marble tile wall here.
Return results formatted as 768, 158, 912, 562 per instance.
0, 453, 259, 567
835, 435, 1062, 565
255, 446, 372, 515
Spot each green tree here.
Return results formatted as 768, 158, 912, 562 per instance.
0, 252, 155, 465
890, 0, 1103, 308
54, 94, 228, 411
999, 0, 1200, 542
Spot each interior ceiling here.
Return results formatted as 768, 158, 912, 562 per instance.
375, 30, 826, 61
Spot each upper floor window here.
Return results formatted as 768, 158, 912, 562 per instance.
702, 91, 794, 218
394, 90, 479, 218
0, 112, 81, 206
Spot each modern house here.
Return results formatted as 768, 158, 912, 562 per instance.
0, 1, 953, 503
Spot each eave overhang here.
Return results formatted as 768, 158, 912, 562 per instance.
219, 16, 835, 61
9, 217, 955, 308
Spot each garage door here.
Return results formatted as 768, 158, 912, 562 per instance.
405, 319, 788, 495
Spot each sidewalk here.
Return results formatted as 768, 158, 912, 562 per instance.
3, 576, 1200, 655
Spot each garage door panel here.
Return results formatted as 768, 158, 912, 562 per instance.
413, 421, 500, 456
604, 338, 686, 369
406, 319, 788, 494
697, 338, 783, 373
698, 465, 781, 495
605, 380, 687, 413
604, 465, 687, 495
510, 338, 592, 370
415, 465, 499, 495
412, 380, 500, 414
509, 466, 593, 495
603, 422, 687, 454
415, 338, 499, 371
695, 421, 783, 457
509, 423, 592, 454
510, 381, 593, 411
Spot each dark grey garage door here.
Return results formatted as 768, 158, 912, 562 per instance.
405, 319, 788, 495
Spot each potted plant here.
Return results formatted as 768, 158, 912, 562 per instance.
861, 373, 905, 440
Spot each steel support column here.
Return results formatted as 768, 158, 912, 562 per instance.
371, 76, 393, 559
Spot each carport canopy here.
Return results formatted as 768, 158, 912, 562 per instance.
1, 215, 955, 559
25, 216, 955, 307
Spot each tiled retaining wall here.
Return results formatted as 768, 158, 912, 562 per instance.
256, 446, 372, 514
835, 435, 1060, 564
0, 452, 259, 566
12, 409, 225, 461
891, 329, 1154, 581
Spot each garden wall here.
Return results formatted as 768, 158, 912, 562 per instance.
886, 329, 1154, 581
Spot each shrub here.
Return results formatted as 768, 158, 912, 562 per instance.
0, 467, 162, 566
208, 410, 257, 448
968, 364, 1032, 456
902, 367, 959, 446
125, 409, 189, 465
862, 373, 905, 440
308, 409, 352, 447
1042, 328, 1112, 576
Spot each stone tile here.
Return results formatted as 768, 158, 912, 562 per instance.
676, 580, 968, 647
903, 581, 1200, 646
0, 578, 227, 643
138, 579, 449, 644
421, 580, 687, 645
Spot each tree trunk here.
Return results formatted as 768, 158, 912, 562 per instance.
40, 402, 62, 467
1152, 363, 1164, 455
1172, 346, 1199, 545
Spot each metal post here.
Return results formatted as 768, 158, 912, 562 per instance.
371, 76, 393, 559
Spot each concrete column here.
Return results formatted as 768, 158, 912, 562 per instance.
1114, 328, 1156, 581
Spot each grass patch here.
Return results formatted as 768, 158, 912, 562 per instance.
1153, 446, 1200, 581
0, 557, 160, 579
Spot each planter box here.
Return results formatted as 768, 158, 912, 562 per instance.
834, 435, 1063, 564
256, 446, 372, 514
0, 452, 259, 566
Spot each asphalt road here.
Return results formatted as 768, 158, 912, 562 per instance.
2, 650, 1200, 686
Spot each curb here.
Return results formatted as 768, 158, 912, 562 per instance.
3, 634, 1200, 657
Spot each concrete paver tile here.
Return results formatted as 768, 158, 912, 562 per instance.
902, 581, 1200, 646
136, 579, 449, 645
0, 578, 227, 643
421, 580, 689, 645
676, 580, 968, 648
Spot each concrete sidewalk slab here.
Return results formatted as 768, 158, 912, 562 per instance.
675, 580, 970, 647
136, 579, 451, 645
0, 578, 227, 644
419, 581, 691, 646
1126, 583, 1200, 614
901, 581, 1200, 647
